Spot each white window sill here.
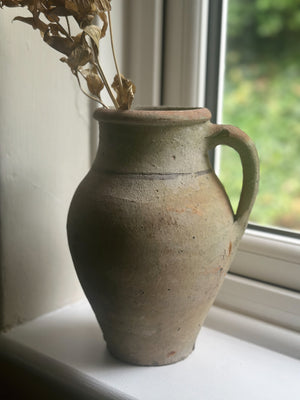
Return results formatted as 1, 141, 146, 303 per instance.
1, 299, 300, 400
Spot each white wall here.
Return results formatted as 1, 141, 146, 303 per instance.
0, 9, 93, 329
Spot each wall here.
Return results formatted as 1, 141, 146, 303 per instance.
0, 8, 92, 329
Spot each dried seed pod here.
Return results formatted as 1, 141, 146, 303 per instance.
112, 74, 136, 110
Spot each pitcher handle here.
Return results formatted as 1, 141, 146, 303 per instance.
207, 124, 260, 232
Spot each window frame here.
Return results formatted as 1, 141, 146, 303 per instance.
123, 0, 300, 331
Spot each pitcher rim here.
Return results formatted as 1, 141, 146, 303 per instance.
93, 107, 212, 125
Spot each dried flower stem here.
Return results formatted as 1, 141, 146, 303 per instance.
53, 18, 74, 42
108, 10, 123, 90
65, 16, 71, 37
93, 57, 119, 109
40, 2, 74, 42
76, 72, 108, 108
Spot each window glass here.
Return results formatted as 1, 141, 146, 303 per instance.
220, 0, 300, 233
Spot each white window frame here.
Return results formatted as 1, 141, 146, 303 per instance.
123, 0, 300, 332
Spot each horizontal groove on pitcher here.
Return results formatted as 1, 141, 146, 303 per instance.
102, 169, 212, 180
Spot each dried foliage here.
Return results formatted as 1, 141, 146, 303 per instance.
0, 0, 135, 109
112, 74, 136, 110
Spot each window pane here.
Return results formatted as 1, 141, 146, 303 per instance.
220, 0, 300, 233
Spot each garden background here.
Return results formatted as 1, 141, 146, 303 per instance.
220, 0, 300, 232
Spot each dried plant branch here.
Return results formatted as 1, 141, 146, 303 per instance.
108, 9, 122, 90
92, 56, 119, 109
57, 21, 74, 42
40, 2, 74, 42
65, 16, 71, 37
76, 71, 108, 108
0, 0, 135, 110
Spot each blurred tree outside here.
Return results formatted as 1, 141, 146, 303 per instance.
220, 0, 300, 231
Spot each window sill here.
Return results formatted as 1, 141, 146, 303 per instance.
1, 300, 299, 400
215, 274, 300, 333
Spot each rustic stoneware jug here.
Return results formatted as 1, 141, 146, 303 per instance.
67, 108, 259, 366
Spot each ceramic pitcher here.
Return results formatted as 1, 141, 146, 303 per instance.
67, 108, 259, 366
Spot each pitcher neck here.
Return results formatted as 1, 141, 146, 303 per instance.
93, 119, 212, 175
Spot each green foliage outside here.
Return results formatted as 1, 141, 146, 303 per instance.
220, 0, 300, 231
